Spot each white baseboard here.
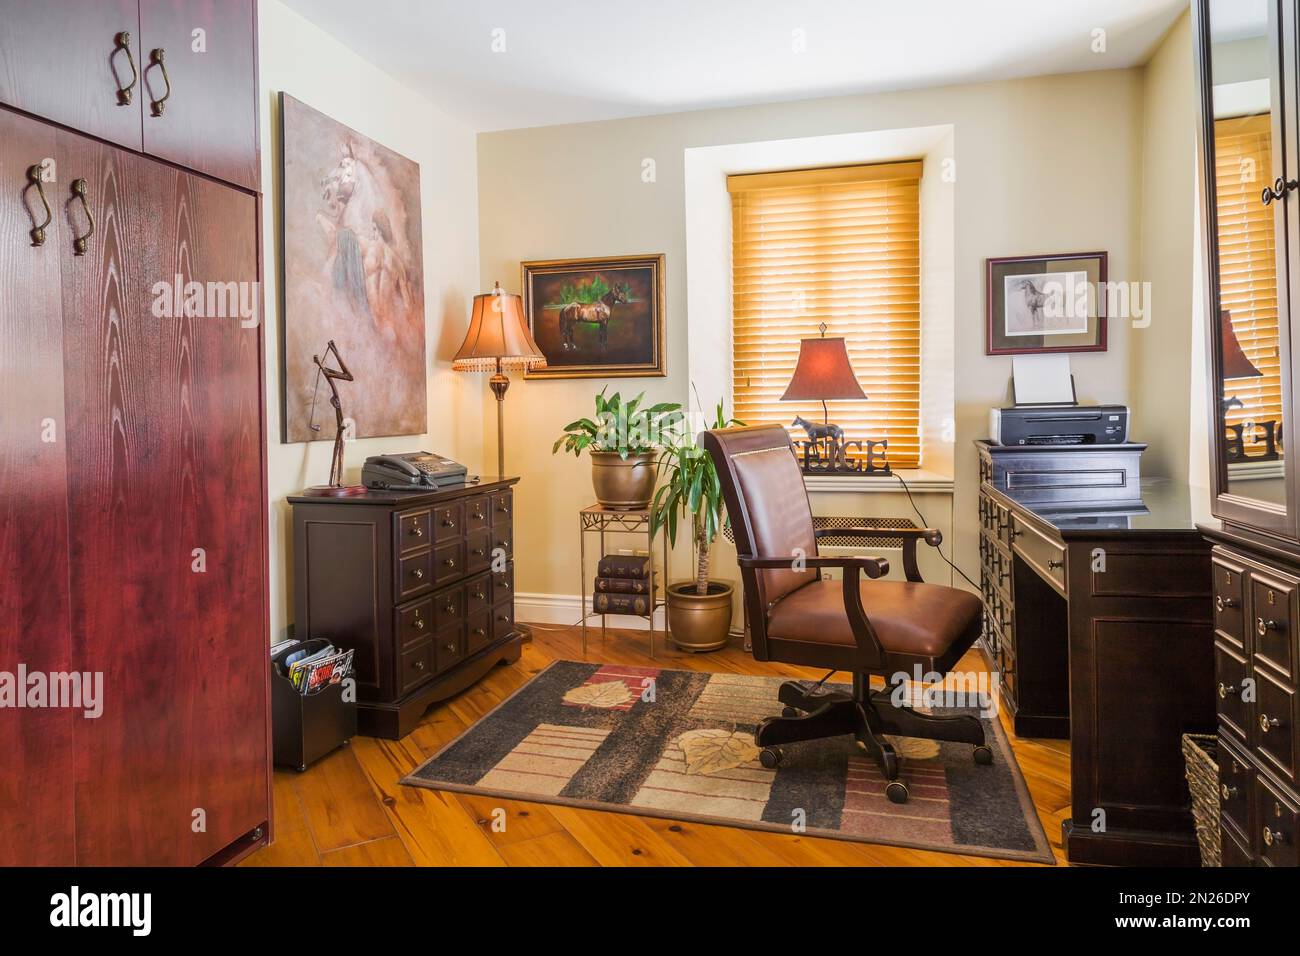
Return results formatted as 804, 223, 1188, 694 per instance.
515, 591, 666, 630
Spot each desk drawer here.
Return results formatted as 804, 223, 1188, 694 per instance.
433, 502, 465, 543
465, 494, 492, 533
1251, 570, 1297, 680
397, 597, 434, 648
491, 491, 513, 524
435, 626, 466, 674
400, 639, 435, 693
492, 602, 516, 644
467, 607, 493, 654
1216, 642, 1251, 745
1011, 516, 1066, 594
491, 561, 514, 605
1255, 668, 1295, 784
466, 572, 492, 613
396, 550, 434, 601
467, 528, 493, 573
397, 509, 432, 555
1256, 774, 1299, 867
434, 586, 464, 631
433, 541, 465, 587
1218, 735, 1254, 840
1212, 552, 1247, 650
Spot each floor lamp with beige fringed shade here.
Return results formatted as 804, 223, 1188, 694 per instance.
453, 282, 547, 476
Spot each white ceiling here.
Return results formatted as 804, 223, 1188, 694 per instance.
283, 0, 1190, 132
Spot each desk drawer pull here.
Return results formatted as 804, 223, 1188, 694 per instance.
1216, 595, 1238, 612
1257, 617, 1283, 637
1047, 559, 1064, 570
1218, 682, 1238, 699
1222, 783, 1239, 801
411, 568, 423, 581
1263, 826, 1285, 847
1260, 713, 1281, 733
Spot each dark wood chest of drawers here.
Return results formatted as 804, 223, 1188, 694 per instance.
1203, 525, 1300, 867
290, 479, 521, 739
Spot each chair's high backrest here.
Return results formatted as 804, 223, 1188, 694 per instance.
703, 425, 817, 613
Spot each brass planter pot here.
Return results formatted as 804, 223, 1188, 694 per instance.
666, 581, 734, 652
590, 450, 657, 510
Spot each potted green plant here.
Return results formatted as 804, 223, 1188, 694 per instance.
650, 401, 743, 652
553, 388, 682, 510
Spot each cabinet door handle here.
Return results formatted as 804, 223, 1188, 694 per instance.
26, 165, 52, 246
70, 179, 94, 256
112, 31, 138, 105
148, 48, 172, 116
1262, 176, 1298, 205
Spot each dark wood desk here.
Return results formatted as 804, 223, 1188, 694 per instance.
978, 464, 1214, 865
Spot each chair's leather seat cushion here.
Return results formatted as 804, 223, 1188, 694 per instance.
766, 578, 981, 659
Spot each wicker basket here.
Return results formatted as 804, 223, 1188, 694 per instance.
1182, 733, 1221, 867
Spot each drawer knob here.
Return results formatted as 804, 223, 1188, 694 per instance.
1218, 682, 1238, 699
473, 547, 485, 556
444, 558, 456, 568
474, 590, 486, 601
1263, 826, 1285, 847
413, 659, 426, 671
1260, 713, 1281, 733
1257, 617, 1283, 637
1047, 559, 1064, 570
473, 627, 485, 636
1221, 783, 1238, 801
443, 603, 455, 614
412, 568, 423, 580
443, 519, 456, 529
1216, 595, 1238, 612
473, 510, 484, 520
414, 618, 425, 630
445, 642, 457, 654
498, 614, 510, 623
411, 525, 423, 537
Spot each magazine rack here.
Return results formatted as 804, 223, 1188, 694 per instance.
271, 640, 358, 771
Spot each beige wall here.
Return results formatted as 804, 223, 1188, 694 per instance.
477, 68, 1150, 611
259, 0, 484, 640
1134, 11, 1198, 485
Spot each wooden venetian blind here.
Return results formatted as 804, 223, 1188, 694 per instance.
729, 161, 922, 468
1215, 113, 1283, 432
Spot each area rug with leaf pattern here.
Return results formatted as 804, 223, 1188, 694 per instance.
402, 660, 1054, 863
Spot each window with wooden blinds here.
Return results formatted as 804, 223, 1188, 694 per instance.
1214, 114, 1283, 435
729, 161, 922, 468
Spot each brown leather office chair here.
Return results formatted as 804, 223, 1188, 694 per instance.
703, 424, 992, 804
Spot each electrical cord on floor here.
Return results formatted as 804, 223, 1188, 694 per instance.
892, 471, 981, 592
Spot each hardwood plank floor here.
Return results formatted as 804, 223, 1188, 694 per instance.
243, 625, 1070, 867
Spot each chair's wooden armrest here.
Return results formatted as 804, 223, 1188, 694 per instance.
815, 526, 943, 547
737, 553, 889, 579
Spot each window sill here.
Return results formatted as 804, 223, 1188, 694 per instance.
804, 469, 954, 495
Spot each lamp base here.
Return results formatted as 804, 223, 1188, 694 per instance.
301, 484, 369, 497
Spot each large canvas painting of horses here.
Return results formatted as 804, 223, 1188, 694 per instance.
280, 94, 426, 441
521, 255, 666, 378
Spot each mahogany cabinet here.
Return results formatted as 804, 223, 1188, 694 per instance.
0, 0, 259, 190
290, 481, 523, 739
0, 0, 267, 866
1194, 0, 1300, 866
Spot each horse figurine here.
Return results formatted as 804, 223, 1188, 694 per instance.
558, 283, 629, 352
792, 415, 843, 445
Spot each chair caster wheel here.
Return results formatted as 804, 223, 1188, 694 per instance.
973, 745, 993, 765
781, 706, 800, 718
760, 747, 783, 769
886, 781, 909, 804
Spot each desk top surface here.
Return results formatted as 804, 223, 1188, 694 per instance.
990, 477, 1205, 539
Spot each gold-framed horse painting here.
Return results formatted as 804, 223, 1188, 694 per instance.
521, 255, 666, 378
279, 93, 427, 441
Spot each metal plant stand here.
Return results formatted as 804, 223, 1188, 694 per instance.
578, 504, 670, 658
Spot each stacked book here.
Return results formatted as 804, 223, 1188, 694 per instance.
593, 554, 653, 615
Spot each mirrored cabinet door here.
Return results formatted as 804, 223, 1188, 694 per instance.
1198, 0, 1297, 537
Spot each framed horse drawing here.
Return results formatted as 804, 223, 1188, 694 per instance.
520, 254, 666, 378
279, 93, 427, 441
985, 251, 1107, 355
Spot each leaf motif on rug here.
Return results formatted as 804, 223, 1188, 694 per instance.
679, 729, 762, 775
883, 735, 941, 760
562, 679, 634, 709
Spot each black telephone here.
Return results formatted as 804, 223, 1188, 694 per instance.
361, 451, 472, 491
